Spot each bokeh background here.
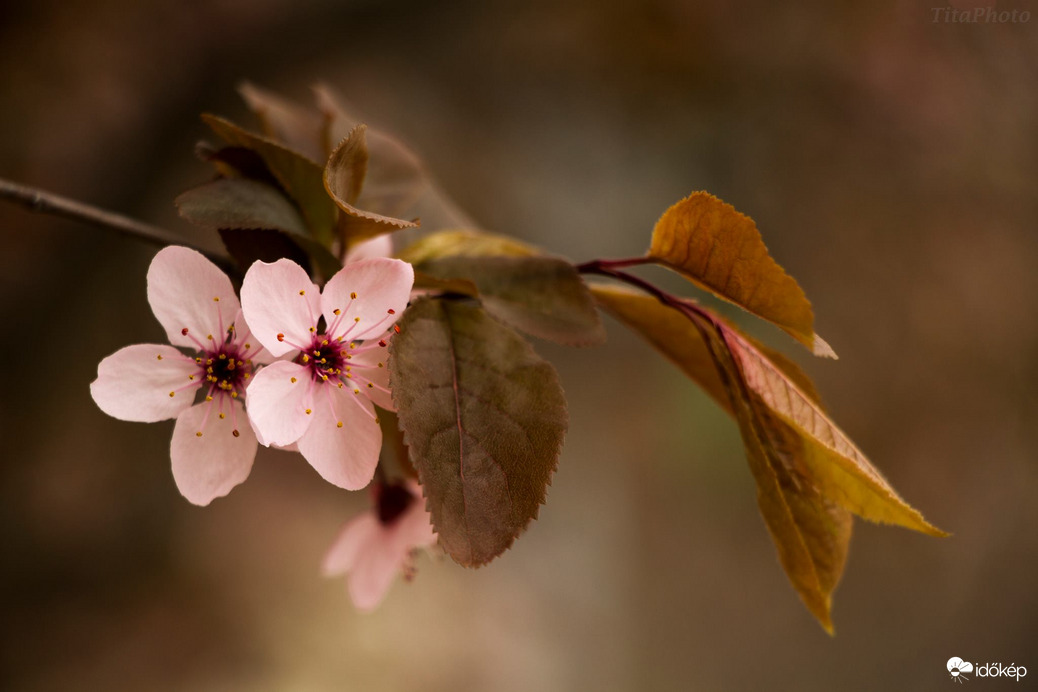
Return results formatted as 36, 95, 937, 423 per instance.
2, 1, 1035, 690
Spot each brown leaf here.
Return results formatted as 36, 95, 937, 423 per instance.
647, 192, 835, 358
390, 297, 568, 566
202, 114, 338, 244
239, 82, 325, 163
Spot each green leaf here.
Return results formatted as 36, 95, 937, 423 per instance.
396, 229, 541, 265
202, 114, 338, 244
419, 256, 606, 346
647, 192, 836, 358
390, 297, 568, 566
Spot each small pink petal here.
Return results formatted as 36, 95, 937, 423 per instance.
297, 385, 381, 490
350, 345, 394, 411
322, 512, 380, 576
320, 258, 413, 341
343, 234, 393, 264
147, 246, 240, 349
244, 361, 313, 447
240, 259, 321, 357
348, 535, 404, 612
170, 400, 256, 506
91, 344, 198, 422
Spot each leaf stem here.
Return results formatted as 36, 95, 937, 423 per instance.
0, 177, 226, 260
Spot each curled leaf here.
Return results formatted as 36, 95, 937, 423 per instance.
647, 192, 835, 358
390, 297, 568, 566
324, 125, 418, 245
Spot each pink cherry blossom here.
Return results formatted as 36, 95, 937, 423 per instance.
323, 480, 437, 611
240, 256, 413, 490
90, 246, 269, 505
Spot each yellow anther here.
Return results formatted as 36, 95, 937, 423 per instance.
353, 389, 360, 395
230, 391, 238, 398
321, 374, 328, 381
309, 326, 316, 333
305, 408, 312, 415
169, 391, 175, 398
354, 317, 361, 323
333, 308, 341, 316
299, 290, 306, 296
377, 362, 384, 368
302, 354, 310, 363
367, 383, 373, 388
232, 429, 240, 438
337, 382, 344, 389
314, 350, 321, 357
336, 421, 343, 428
196, 431, 203, 437
350, 292, 357, 299
219, 353, 227, 359
321, 339, 329, 346
207, 334, 213, 341
244, 373, 250, 380
245, 343, 251, 349
290, 377, 297, 383
349, 342, 356, 349
206, 395, 213, 401
219, 413, 226, 419
213, 296, 220, 302
156, 354, 163, 361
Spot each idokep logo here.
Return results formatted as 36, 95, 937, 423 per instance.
947, 657, 1028, 683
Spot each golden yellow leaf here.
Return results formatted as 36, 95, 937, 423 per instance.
589, 283, 823, 412
721, 327, 946, 537
397, 229, 541, 265
648, 192, 835, 358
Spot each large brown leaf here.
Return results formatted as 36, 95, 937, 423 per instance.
390, 297, 568, 566
647, 192, 835, 358
239, 82, 325, 163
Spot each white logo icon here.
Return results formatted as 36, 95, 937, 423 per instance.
948, 657, 974, 683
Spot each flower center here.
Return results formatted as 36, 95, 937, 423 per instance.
200, 342, 252, 396
377, 483, 416, 525
300, 333, 348, 382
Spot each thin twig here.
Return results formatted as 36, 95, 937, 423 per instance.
0, 177, 224, 259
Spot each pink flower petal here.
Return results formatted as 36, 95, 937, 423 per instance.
297, 385, 381, 490
244, 361, 313, 447
349, 345, 394, 411
321, 258, 413, 341
90, 344, 198, 422
322, 512, 380, 576
343, 234, 393, 264
170, 400, 256, 506
348, 535, 405, 612
240, 259, 321, 357
147, 246, 240, 349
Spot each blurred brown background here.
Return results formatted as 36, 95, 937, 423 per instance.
2, 1, 1035, 690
